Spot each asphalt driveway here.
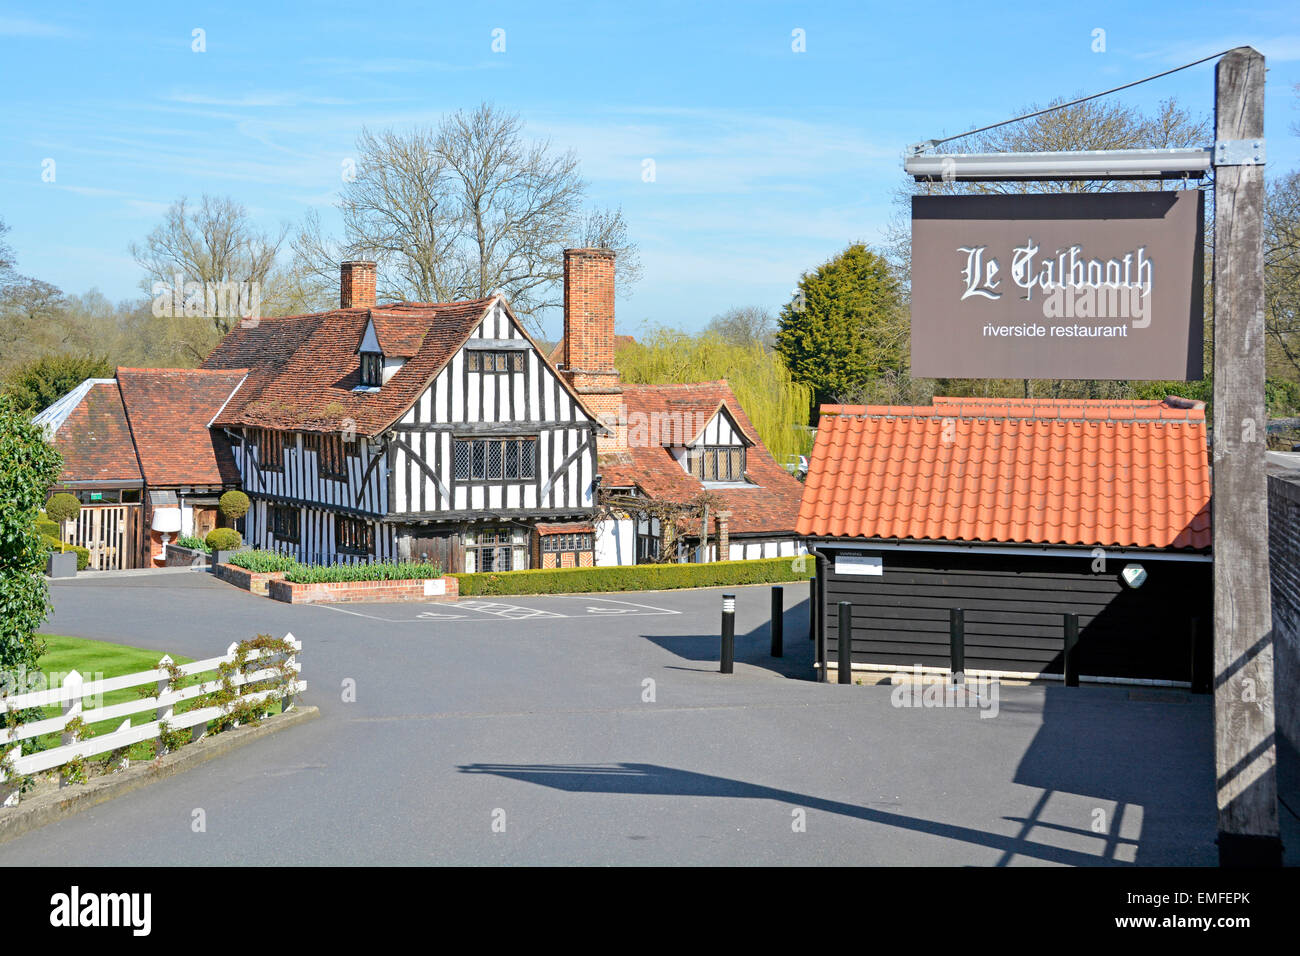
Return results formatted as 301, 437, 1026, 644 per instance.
0, 569, 1243, 865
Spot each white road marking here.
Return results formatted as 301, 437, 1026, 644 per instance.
308, 594, 681, 626
556, 596, 681, 617
457, 601, 566, 620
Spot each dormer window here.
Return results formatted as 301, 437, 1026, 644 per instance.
689, 446, 746, 483
360, 351, 383, 388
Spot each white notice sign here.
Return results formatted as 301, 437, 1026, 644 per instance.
423, 578, 447, 596
835, 555, 883, 576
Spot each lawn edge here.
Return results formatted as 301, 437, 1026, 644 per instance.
0, 705, 319, 848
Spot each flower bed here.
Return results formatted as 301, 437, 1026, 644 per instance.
268, 575, 459, 605
282, 561, 443, 584
215, 562, 289, 597
227, 550, 299, 573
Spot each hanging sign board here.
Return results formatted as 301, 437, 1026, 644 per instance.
910, 189, 1204, 380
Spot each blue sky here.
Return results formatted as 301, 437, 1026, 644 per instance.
2, 1, 1299, 341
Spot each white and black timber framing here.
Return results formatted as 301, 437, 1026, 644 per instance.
228, 299, 599, 563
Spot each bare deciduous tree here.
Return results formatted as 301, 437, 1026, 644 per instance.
1265, 170, 1300, 378
131, 195, 288, 333
293, 103, 640, 333
706, 306, 777, 349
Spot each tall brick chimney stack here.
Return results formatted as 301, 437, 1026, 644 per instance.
340, 261, 377, 309
562, 248, 624, 452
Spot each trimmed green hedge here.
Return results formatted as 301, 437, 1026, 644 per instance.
453, 556, 813, 596
227, 550, 301, 573
41, 536, 90, 571
205, 527, 242, 552
36, 511, 60, 538
284, 561, 443, 584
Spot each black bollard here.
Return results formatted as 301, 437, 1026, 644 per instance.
720, 593, 735, 674
837, 601, 852, 684
770, 586, 784, 658
1063, 613, 1079, 687
949, 608, 965, 681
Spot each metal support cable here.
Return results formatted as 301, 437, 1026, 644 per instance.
915, 48, 1236, 153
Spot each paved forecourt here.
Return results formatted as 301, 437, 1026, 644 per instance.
0, 569, 1237, 866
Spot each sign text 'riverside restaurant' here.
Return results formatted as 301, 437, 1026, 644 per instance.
910, 189, 1204, 380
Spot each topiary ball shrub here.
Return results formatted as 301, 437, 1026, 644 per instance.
218, 489, 250, 521
45, 492, 82, 524
205, 527, 243, 552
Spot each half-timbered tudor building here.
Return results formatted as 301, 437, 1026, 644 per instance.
596, 381, 807, 563
40, 249, 804, 572
547, 248, 806, 564
198, 260, 601, 570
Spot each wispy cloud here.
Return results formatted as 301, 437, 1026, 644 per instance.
166, 90, 358, 108
302, 56, 506, 75
0, 17, 71, 38
1136, 35, 1300, 64
533, 107, 900, 196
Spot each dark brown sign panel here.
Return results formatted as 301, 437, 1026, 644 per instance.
910, 190, 1204, 380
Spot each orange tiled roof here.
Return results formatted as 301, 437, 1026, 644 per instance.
602, 381, 804, 537
797, 398, 1211, 550
116, 368, 246, 487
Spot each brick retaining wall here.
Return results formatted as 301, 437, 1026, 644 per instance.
267, 576, 460, 605
214, 563, 287, 597
164, 545, 211, 568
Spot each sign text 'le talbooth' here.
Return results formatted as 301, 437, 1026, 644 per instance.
910, 189, 1204, 381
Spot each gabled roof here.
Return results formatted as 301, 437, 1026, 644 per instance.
115, 368, 246, 487
601, 381, 804, 536
368, 310, 431, 357
797, 397, 1211, 551
684, 401, 754, 448
202, 298, 497, 436
42, 381, 142, 485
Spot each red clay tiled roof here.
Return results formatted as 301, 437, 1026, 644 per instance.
798, 398, 1211, 550
116, 368, 247, 487
602, 381, 804, 536
49, 382, 142, 484
370, 310, 432, 357
202, 299, 495, 436
536, 521, 595, 535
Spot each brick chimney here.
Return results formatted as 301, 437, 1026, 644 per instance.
716, 510, 731, 562
340, 261, 377, 309
562, 248, 623, 452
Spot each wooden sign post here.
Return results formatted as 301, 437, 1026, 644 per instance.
1211, 46, 1281, 867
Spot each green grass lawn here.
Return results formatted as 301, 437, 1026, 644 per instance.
30, 635, 287, 768
36, 635, 199, 760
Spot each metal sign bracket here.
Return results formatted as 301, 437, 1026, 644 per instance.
1213, 138, 1265, 166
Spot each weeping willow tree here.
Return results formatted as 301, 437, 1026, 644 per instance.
615, 327, 813, 462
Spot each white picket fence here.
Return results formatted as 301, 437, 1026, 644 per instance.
1, 634, 304, 803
